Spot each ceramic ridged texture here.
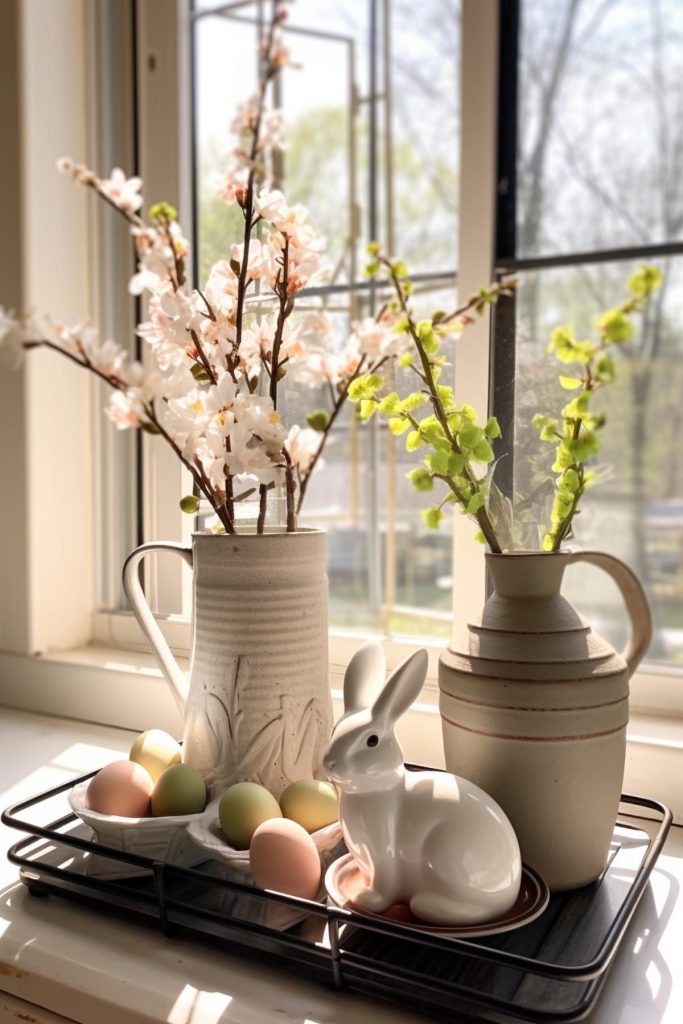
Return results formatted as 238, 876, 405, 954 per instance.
439, 550, 652, 891
181, 531, 332, 799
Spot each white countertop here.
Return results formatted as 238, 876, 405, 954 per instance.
0, 706, 682, 1024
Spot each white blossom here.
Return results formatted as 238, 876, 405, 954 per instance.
240, 313, 305, 378
290, 335, 361, 388
106, 390, 145, 430
285, 424, 321, 474
136, 289, 203, 370
204, 260, 239, 314
56, 157, 94, 186
129, 224, 185, 296
230, 238, 277, 284
221, 169, 249, 207
99, 167, 143, 214
230, 95, 260, 136
224, 421, 283, 486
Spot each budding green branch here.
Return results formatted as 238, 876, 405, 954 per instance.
533, 265, 661, 551
347, 245, 516, 551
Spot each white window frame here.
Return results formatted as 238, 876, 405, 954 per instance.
1, 0, 682, 818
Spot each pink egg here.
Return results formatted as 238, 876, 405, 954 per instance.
249, 817, 321, 901
85, 760, 153, 817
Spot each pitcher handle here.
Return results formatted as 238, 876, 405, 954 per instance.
568, 550, 652, 675
123, 542, 194, 713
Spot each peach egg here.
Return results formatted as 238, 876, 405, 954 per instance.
249, 817, 321, 901
85, 760, 153, 817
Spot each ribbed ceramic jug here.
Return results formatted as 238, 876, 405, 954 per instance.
123, 529, 332, 799
439, 550, 652, 891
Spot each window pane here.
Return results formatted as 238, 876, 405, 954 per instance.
510, 259, 683, 666
517, 0, 683, 257
194, 1, 459, 279
192, 1, 460, 637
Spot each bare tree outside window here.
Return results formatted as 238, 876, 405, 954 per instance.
509, 0, 683, 664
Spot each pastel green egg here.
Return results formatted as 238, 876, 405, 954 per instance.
279, 779, 339, 833
218, 782, 282, 850
151, 763, 207, 817
129, 729, 181, 783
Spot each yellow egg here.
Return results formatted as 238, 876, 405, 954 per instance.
218, 782, 282, 850
279, 779, 339, 833
129, 729, 181, 783
250, 818, 321, 900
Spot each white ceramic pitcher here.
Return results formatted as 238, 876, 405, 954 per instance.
439, 549, 652, 891
123, 529, 332, 798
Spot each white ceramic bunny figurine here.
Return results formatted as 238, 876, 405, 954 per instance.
324, 641, 522, 926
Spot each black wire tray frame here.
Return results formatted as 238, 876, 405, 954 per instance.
2, 766, 673, 1024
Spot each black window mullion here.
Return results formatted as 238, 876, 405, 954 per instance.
498, 239, 683, 275
489, 0, 520, 503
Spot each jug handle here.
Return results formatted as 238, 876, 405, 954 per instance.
122, 542, 194, 713
568, 550, 652, 675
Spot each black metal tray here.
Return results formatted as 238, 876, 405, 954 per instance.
2, 768, 672, 1024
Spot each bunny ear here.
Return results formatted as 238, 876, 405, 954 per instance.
343, 640, 387, 713
372, 649, 428, 727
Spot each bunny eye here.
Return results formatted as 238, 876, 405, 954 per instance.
366, 734, 379, 748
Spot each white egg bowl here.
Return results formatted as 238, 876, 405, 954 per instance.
186, 798, 344, 930
68, 781, 207, 879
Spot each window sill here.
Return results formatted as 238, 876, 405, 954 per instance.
1, 643, 683, 820
92, 608, 683, 717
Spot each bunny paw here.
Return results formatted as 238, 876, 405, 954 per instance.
355, 887, 393, 914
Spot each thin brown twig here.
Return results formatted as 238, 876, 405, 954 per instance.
283, 450, 297, 532
269, 237, 290, 407
257, 483, 268, 533
296, 355, 375, 514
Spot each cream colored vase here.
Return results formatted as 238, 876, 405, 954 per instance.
123, 529, 332, 799
439, 550, 652, 891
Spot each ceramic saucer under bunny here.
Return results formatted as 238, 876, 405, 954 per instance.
325, 855, 549, 938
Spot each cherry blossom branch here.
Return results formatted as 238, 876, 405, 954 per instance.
269, 236, 291, 407
189, 328, 218, 385
23, 337, 233, 533
234, 9, 282, 355
257, 483, 268, 533
22, 339, 122, 387
147, 409, 234, 534
282, 450, 297, 533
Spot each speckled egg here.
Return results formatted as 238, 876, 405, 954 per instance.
218, 782, 282, 850
249, 817, 321, 900
151, 763, 207, 817
129, 729, 182, 783
279, 779, 339, 833
85, 760, 153, 818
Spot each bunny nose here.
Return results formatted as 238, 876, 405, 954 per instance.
325, 758, 336, 770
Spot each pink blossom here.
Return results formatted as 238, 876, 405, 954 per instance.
350, 313, 408, 359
